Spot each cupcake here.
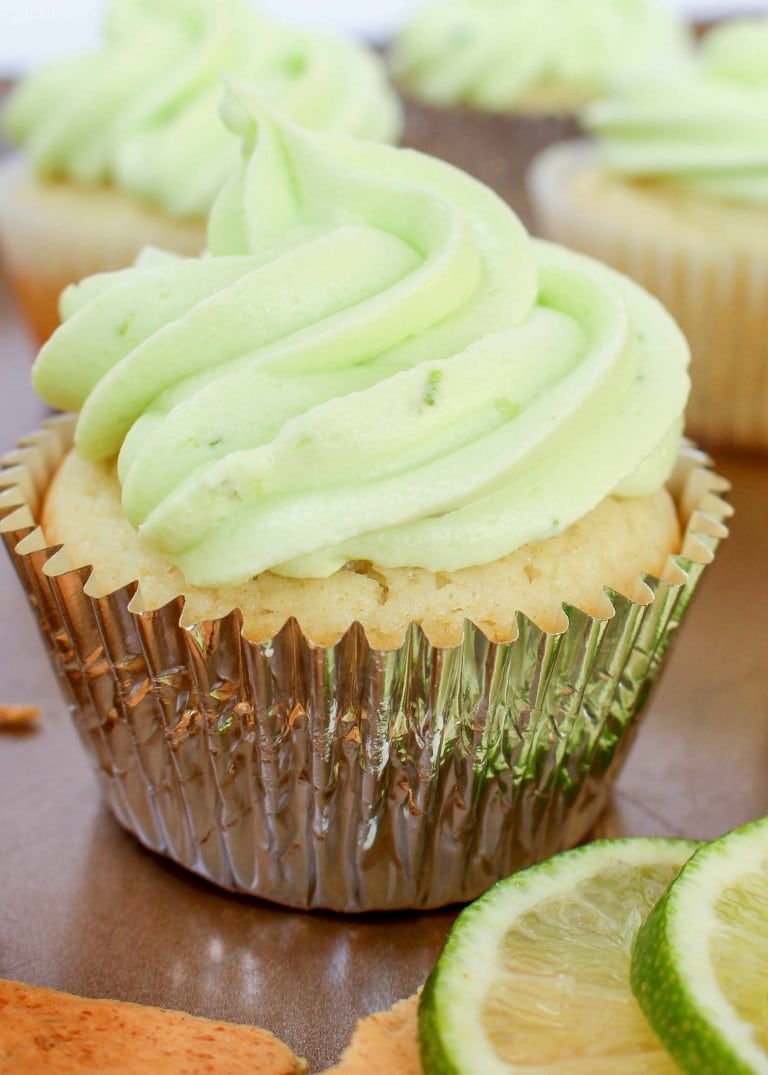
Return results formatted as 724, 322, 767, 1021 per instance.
529, 17, 768, 452
0, 87, 729, 912
0, 0, 402, 345
390, 0, 692, 225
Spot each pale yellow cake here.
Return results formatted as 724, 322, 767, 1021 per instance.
42, 450, 681, 651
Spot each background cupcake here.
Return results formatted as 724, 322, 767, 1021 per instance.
390, 0, 693, 225
1, 90, 728, 912
529, 17, 768, 452
0, 0, 402, 344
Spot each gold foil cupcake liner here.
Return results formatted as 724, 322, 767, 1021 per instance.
1, 418, 730, 912
529, 141, 768, 453
401, 99, 579, 229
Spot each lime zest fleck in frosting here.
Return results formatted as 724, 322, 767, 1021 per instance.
33, 89, 690, 585
391, 0, 691, 113
4, 0, 402, 219
582, 18, 768, 207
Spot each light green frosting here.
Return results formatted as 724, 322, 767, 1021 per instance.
701, 17, 768, 88
4, 0, 402, 219
583, 18, 768, 207
33, 87, 689, 585
391, 0, 691, 112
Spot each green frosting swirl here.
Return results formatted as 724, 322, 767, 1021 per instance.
33, 87, 689, 585
4, 0, 402, 219
701, 17, 768, 88
391, 0, 691, 112
582, 18, 768, 207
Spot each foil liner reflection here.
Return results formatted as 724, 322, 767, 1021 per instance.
0, 418, 730, 912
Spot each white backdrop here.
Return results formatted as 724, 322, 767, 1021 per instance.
0, 0, 766, 73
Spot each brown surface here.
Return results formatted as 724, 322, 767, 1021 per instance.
1, 276, 767, 1072
401, 99, 579, 230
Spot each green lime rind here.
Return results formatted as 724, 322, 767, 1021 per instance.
631, 894, 756, 1075
632, 816, 768, 1075
418, 837, 699, 1075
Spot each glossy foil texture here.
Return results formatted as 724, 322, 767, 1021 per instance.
1, 418, 730, 912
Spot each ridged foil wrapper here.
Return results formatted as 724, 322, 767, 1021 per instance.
1, 418, 730, 912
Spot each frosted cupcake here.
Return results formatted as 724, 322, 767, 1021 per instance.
529, 18, 768, 451
0, 88, 728, 912
390, 0, 692, 224
0, 0, 402, 344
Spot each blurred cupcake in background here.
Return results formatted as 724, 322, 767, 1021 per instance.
0, 0, 402, 344
390, 0, 692, 225
529, 16, 768, 452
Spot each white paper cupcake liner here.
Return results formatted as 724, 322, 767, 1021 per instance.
529, 141, 768, 452
0, 418, 730, 911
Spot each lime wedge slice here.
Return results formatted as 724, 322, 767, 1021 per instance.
632, 816, 768, 1074
419, 838, 697, 1074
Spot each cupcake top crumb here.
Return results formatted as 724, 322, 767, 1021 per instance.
43, 450, 680, 648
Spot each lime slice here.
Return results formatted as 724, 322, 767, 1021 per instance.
632, 815, 768, 1074
419, 838, 697, 1074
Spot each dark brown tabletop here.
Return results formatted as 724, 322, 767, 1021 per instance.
1, 275, 767, 1072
